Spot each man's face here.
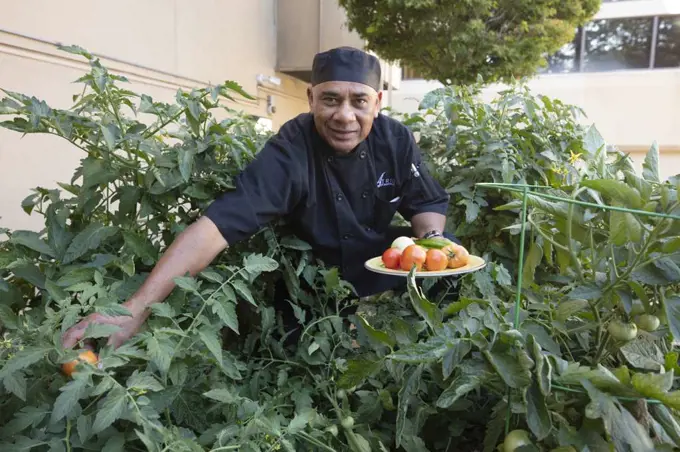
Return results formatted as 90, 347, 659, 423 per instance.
308, 81, 382, 154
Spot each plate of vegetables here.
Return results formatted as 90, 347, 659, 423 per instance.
364, 236, 486, 277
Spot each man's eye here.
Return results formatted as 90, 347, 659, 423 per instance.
323, 98, 338, 105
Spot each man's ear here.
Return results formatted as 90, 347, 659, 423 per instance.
307, 86, 314, 110
375, 91, 383, 118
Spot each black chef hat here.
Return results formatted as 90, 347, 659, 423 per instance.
311, 47, 382, 92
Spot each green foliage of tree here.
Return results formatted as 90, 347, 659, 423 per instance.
3, 46, 680, 451
338, 0, 601, 84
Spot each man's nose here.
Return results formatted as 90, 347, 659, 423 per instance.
334, 101, 356, 123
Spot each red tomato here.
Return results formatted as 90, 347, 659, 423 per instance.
400, 245, 427, 271
425, 249, 448, 271
382, 248, 402, 270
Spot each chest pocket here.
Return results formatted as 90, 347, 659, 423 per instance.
372, 182, 402, 233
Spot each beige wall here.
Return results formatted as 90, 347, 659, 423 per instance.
0, 0, 313, 233
389, 68, 680, 181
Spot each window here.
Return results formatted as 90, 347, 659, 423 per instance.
402, 65, 426, 80
541, 28, 582, 73
583, 17, 654, 72
655, 15, 680, 68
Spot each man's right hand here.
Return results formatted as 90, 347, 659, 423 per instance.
62, 301, 149, 349
60, 217, 228, 350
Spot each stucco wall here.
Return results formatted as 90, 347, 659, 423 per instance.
0, 0, 311, 233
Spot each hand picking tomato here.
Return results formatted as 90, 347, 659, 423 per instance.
62, 349, 99, 377
425, 249, 448, 271
381, 247, 402, 269
400, 244, 427, 271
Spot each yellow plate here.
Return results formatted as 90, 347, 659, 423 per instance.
364, 254, 486, 278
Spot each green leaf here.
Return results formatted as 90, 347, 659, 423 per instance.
178, 147, 194, 182
199, 327, 224, 366
556, 299, 589, 321
568, 284, 602, 300
643, 141, 660, 183
2, 371, 27, 400
620, 341, 664, 371
92, 386, 127, 433
663, 295, 680, 343
396, 365, 422, 448
243, 253, 279, 274
9, 231, 56, 257
526, 380, 552, 440
483, 401, 507, 452
0, 346, 50, 379
389, 336, 448, 363
280, 236, 312, 250
77, 414, 93, 443
101, 433, 126, 452
211, 296, 239, 334
437, 373, 481, 408
62, 223, 118, 264
582, 379, 655, 452
581, 179, 643, 209
1, 405, 49, 436
483, 349, 532, 389
583, 124, 606, 155
610, 208, 642, 246
84, 323, 122, 340
442, 340, 472, 380
522, 241, 542, 287
50, 377, 89, 424
0, 304, 19, 330
122, 231, 157, 262
146, 334, 172, 375
406, 268, 442, 330
231, 279, 256, 306
173, 275, 199, 293
288, 408, 315, 434
356, 315, 395, 349
95, 304, 133, 318
203, 388, 241, 404
338, 358, 383, 388
100, 123, 120, 151
650, 405, 680, 447
126, 371, 164, 392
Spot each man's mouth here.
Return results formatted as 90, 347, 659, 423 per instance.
328, 127, 358, 139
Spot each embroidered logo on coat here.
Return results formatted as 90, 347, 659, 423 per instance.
376, 172, 395, 188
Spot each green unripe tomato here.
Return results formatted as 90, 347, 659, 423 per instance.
608, 320, 638, 341
341, 416, 355, 429
503, 429, 532, 452
635, 314, 660, 332
326, 425, 338, 437
336, 389, 346, 399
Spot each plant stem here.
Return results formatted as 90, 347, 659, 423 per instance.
296, 432, 338, 452
593, 333, 611, 366
64, 419, 72, 452
567, 186, 586, 282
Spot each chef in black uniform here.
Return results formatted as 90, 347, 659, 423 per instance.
62, 47, 465, 350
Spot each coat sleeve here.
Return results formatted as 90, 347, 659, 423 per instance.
203, 137, 305, 245
397, 129, 450, 221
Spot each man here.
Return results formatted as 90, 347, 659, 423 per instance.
62, 47, 464, 349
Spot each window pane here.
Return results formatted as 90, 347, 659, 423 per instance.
655, 15, 680, 68
402, 65, 426, 80
583, 17, 653, 72
540, 28, 582, 73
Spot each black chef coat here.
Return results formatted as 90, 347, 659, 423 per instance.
204, 112, 450, 297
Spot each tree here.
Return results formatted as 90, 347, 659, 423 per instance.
338, 0, 601, 85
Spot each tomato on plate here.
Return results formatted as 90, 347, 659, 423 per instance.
382, 247, 402, 269
442, 244, 470, 269
400, 244, 427, 271
425, 249, 448, 271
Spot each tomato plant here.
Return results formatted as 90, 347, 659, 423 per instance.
2, 46, 680, 452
